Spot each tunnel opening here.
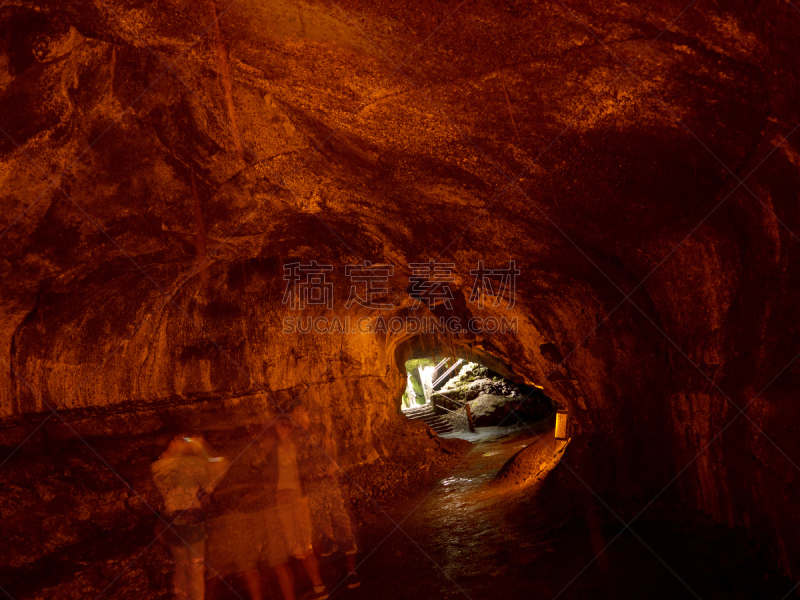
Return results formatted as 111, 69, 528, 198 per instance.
399, 353, 556, 441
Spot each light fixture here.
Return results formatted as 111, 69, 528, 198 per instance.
555, 409, 569, 440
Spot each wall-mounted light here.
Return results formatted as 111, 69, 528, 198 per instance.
525, 381, 545, 390
555, 409, 569, 440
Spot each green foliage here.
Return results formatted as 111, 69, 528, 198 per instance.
409, 373, 424, 397
447, 389, 466, 402
405, 357, 436, 372
404, 358, 434, 399
445, 362, 489, 388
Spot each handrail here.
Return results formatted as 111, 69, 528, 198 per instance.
431, 394, 475, 431
431, 390, 465, 407
434, 403, 469, 419
432, 358, 464, 389
433, 357, 449, 372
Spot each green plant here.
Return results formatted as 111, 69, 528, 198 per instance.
405, 357, 435, 371
409, 372, 424, 397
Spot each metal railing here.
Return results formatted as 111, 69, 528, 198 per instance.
432, 358, 463, 389
431, 391, 474, 432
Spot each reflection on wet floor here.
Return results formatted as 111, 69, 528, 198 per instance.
342, 428, 799, 600
440, 477, 471, 487
214, 427, 800, 600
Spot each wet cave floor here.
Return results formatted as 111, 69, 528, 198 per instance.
214, 428, 800, 600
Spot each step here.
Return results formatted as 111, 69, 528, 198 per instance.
404, 410, 433, 417
420, 421, 447, 429
402, 409, 454, 433
406, 412, 435, 419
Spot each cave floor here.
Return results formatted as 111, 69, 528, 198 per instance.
220, 429, 799, 600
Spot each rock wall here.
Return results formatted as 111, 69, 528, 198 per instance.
1, 0, 799, 585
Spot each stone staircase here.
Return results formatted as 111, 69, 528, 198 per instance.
402, 403, 454, 435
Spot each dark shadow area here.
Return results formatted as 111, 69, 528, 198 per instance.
328, 430, 800, 600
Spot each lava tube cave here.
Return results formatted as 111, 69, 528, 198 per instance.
1, 1, 800, 599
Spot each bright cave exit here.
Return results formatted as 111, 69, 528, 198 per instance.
400, 357, 554, 438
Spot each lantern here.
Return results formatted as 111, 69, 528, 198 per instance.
554, 409, 569, 440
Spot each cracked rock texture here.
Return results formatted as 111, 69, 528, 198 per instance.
1, 0, 799, 593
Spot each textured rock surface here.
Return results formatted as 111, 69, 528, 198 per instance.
1, 0, 800, 592
462, 393, 550, 427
